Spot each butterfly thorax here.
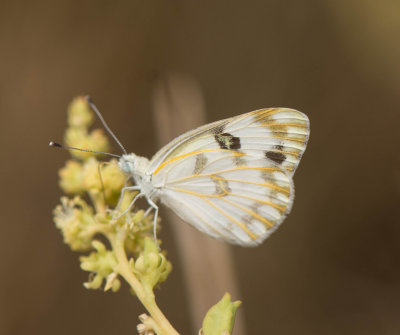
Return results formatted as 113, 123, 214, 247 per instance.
118, 154, 157, 199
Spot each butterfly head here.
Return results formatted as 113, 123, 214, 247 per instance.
118, 153, 150, 179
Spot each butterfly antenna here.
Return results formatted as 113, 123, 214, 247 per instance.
49, 141, 121, 158
85, 96, 128, 155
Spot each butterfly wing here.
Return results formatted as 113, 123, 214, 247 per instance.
149, 108, 309, 246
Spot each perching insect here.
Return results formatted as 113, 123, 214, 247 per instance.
51, 96, 309, 247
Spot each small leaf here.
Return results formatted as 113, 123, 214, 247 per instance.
202, 293, 241, 335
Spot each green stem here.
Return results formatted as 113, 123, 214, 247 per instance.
108, 233, 180, 335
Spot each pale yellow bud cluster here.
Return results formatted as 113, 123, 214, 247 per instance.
64, 96, 110, 160
133, 238, 172, 291
53, 197, 96, 251
67, 96, 94, 127
59, 157, 127, 206
59, 161, 84, 194
80, 240, 121, 292
53, 96, 171, 298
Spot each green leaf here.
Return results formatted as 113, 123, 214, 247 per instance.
202, 293, 241, 335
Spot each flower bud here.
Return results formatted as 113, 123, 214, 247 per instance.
135, 255, 146, 273
64, 128, 109, 161
84, 274, 103, 290
53, 197, 96, 251
134, 238, 172, 290
59, 160, 84, 194
111, 278, 121, 292
92, 240, 106, 253
79, 240, 117, 291
132, 210, 145, 224
82, 158, 102, 193
67, 96, 93, 128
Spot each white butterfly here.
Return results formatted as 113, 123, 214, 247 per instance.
113, 105, 309, 247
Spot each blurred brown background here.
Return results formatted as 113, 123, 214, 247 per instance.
1, 1, 400, 334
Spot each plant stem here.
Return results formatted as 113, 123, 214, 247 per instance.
108, 233, 180, 335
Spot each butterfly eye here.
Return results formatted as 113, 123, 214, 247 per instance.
119, 155, 133, 174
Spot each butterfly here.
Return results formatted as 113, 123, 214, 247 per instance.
115, 105, 310, 247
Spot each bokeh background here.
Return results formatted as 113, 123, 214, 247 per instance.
1, 1, 400, 334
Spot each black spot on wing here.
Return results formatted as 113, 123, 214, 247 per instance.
223, 133, 241, 149
265, 145, 286, 164
214, 132, 241, 150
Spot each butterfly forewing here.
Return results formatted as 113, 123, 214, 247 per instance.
148, 108, 309, 246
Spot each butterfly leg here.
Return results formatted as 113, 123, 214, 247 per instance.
145, 197, 160, 248
114, 185, 141, 214
113, 187, 143, 220
144, 206, 153, 217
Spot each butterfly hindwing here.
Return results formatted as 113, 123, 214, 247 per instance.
154, 150, 293, 245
